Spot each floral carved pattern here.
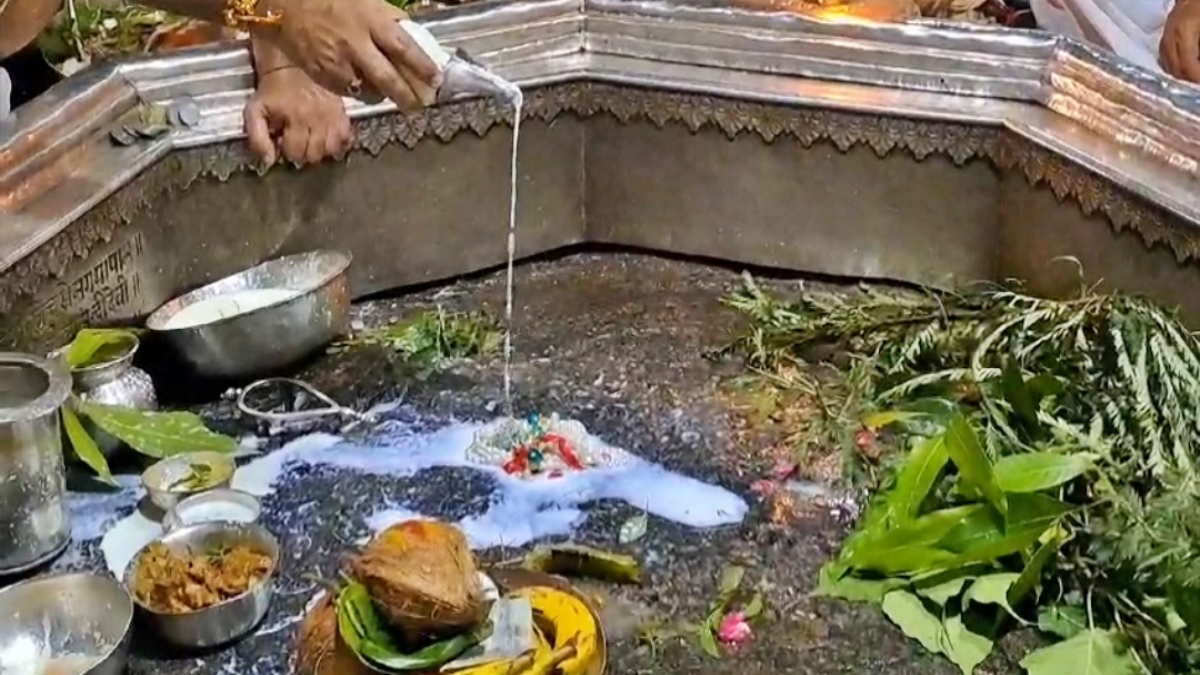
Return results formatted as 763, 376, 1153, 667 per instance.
2, 81, 1195, 317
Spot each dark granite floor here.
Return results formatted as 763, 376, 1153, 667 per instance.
42, 252, 1033, 674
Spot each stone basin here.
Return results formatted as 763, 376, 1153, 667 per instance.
4, 0, 1200, 672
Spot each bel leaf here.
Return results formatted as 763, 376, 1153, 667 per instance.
942, 615, 993, 675
1019, 629, 1138, 675
944, 414, 1007, 517
963, 573, 1027, 624
993, 452, 1093, 493
77, 401, 237, 458
915, 576, 971, 607
814, 564, 907, 603
1037, 604, 1087, 640
880, 590, 945, 655
61, 406, 115, 485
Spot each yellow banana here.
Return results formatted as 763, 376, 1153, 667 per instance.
510, 586, 600, 675
446, 587, 600, 675
445, 603, 554, 675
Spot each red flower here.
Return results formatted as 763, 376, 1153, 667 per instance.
854, 428, 877, 451
717, 611, 753, 646
750, 479, 776, 496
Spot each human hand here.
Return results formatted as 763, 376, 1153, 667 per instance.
256, 0, 440, 112
1162, 0, 1200, 83
244, 41, 353, 166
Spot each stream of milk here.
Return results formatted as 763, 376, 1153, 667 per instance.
83, 410, 747, 580
500, 87, 523, 415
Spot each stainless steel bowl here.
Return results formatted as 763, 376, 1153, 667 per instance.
141, 451, 236, 512
0, 572, 133, 675
144, 250, 352, 380
123, 521, 279, 648
164, 488, 262, 532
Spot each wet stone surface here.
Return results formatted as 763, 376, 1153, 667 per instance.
47, 253, 1027, 674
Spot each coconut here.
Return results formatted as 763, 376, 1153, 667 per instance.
349, 520, 488, 643
294, 594, 372, 675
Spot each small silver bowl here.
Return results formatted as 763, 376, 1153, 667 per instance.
123, 521, 279, 648
141, 451, 236, 512
145, 249, 352, 380
164, 488, 262, 532
0, 572, 133, 675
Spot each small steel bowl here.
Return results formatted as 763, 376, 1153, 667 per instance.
0, 572, 133, 675
141, 451, 236, 512
144, 249, 352, 380
164, 488, 262, 532
123, 521, 279, 648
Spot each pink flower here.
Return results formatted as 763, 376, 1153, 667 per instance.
770, 459, 797, 480
717, 611, 753, 646
749, 479, 776, 496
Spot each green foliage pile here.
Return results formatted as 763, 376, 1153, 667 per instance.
722, 269, 1200, 673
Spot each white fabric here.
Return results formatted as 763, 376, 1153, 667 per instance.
1032, 0, 1172, 72
0, 67, 11, 123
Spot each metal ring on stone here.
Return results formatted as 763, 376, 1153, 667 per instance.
346, 79, 363, 98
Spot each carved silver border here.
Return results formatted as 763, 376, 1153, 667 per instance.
1, 81, 1189, 317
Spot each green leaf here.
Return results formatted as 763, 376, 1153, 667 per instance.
1008, 530, 1064, 607
1037, 604, 1087, 640
359, 628, 486, 670
814, 564, 907, 603
337, 581, 485, 671
64, 328, 138, 369
963, 573, 1026, 623
885, 434, 949, 525
861, 410, 926, 430
942, 615, 993, 675
1019, 629, 1138, 675
944, 415, 1007, 517
915, 576, 971, 607
846, 505, 985, 575
618, 513, 648, 544
337, 581, 394, 646
1167, 579, 1200, 633
697, 624, 721, 658
742, 591, 764, 619
61, 406, 115, 485
717, 565, 745, 598
937, 494, 1073, 565
993, 452, 1093, 493
881, 590, 945, 655
999, 360, 1039, 431
77, 402, 237, 458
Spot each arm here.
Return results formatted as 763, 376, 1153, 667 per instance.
0, 0, 63, 60
249, 31, 297, 80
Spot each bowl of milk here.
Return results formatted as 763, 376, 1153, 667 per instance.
145, 250, 352, 379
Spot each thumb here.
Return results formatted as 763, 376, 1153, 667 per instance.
244, 100, 278, 165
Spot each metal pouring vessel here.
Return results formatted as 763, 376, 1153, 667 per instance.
400, 19, 522, 108
0, 353, 73, 574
